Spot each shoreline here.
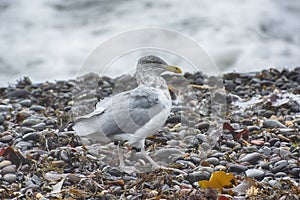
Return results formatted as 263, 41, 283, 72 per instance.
0, 68, 299, 199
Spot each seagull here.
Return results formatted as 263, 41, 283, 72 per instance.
73, 55, 182, 170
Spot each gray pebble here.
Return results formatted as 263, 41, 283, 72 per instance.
239, 152, 261, 164
3, 173, 17, 183
241, 119, 253, 126
243, 146, 258, 153
15, 141, 33, 151
188, 171, 210, 183
0, 160, 12, 169
269, 138, 280, 146
263, 120, 286, 128
196, 134, 206, 143
275, 172, 287, 178
269, 180, 280, 187
22, 118, 43, 127
198, 166, 214, 174
0, 115, 4, 125
32, 122, 46, 130
270, 160, 288, 173
259, 161, 270, 170
189, 156, 201, 165
205, 157, 219, 166
247, 126, 260, 132
200, 142, 211, 151
290, 168, 300, 178
23, 132, 40, 141
19, 99, 32, 107
19, 127, 35, 134
228, 164, 248, 173
30, 105, 46, 112
0, 105, 12, 112
1, 165, 16, 175
265, 172, 275, 178
166, 115, 188, 124
1, 135, 13, 143
258, 146, 271, 156
225, 141, 240, 148
196, 121, 209, 131
245, 169, 265, 180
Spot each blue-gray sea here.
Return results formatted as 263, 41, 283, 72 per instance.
0, 0, 299, 86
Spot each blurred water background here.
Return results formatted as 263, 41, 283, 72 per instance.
0, 0, 299, 86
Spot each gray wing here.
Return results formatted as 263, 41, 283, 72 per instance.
73, 85, 166, 141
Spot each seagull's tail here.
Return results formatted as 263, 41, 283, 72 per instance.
73, 116, 110, 143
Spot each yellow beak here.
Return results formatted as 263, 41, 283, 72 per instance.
167, 66, 183, 74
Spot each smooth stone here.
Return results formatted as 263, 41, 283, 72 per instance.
205, 157, 219, 166
23, 132, 40, 141
0, 105, 12, 112
21, 164, 30, 172
228, 164, 248, 173
241, 119, 253, 126
268, 138, 280, 146
243, 146, 258, 153
1, 165, 16, 175
269, 180, 281, 187
1, 135, 13, 143
17, 110, 32, 119
189, 156, 201, 165
32, 122, 46, 130
168, 115, 189, 124
7, 89, 29, 98
198, 167, 214, 174
261, 110, 274, 118
187, 171, 210, 183
30, 105, 46, 112
67, 174, 81, 183
3, 173, 17, 183
184, 135, 195, 144
15, 141, 33, 150
19, 127, 35, 134
239, 152, 261, 164
265, 172, 274, 177
263, 120, 286, 128
273, 141, 281, 147
225, 141, 240, 148
258, 146, 271, 157
290, 168, 300, 178
210, 152, 225, 158
200, 142, 211, 151
247, 126, 260, 132
19, 99, 32, 107
0, 160, 12, 169
260, 162, 270, 170
196, 134, 206, 143
22, 118, 43, 127
270, 160, 288, 173
274, 172, 287, 178
0, 115, 4, 125
245, 169, 265, 180
196, 122, 210, 130
272, 148, 290, 156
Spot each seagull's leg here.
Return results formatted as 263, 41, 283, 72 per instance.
140, 142, 160, 169
117, 142, 125, 169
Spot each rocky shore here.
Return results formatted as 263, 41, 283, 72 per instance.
0, 68, 299, 199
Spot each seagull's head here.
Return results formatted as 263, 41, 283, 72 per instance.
137, 55, 182, 75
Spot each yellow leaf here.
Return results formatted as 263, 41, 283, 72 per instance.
198, 171, 237, 189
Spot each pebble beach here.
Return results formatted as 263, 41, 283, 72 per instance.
0, 68, 299, 199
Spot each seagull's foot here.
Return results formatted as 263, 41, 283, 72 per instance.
158, 166, 187, 176
141, 149, 187, 175
119, 165, 140, 174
